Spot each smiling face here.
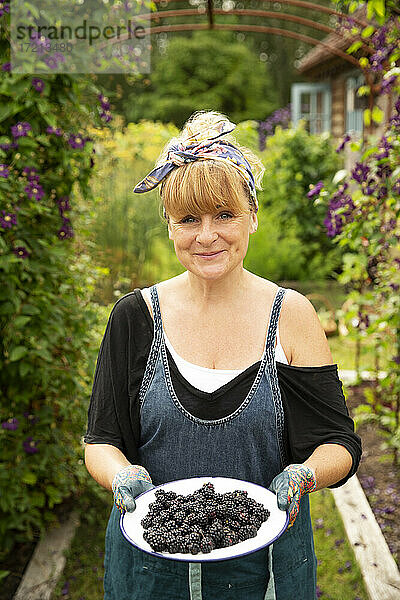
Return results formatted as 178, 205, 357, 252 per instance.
162, 160, 258, 281
168, 208, 258, 280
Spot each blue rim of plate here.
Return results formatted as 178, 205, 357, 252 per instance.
119, 477, 289, 562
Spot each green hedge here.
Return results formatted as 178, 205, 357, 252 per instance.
0, 59, 111, 557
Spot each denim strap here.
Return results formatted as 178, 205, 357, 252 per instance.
188, 563, 202, 600
265, 287, 286, 351
264, 543, 276, 600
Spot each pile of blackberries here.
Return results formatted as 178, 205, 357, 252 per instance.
141, 482, 270, 555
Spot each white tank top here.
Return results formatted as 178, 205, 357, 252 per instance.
142, 287, 289, 393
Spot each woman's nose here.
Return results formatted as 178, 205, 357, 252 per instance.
195, 219, 218, 245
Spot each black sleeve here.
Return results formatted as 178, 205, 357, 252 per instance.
84, 309, 125, 452
276, 362, 362, 488
84, 291, 152, 464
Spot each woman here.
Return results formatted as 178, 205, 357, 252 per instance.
84, 110, 362, 600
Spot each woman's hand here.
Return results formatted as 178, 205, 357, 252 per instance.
112, 464, 155, 513
269, 464, 317, 528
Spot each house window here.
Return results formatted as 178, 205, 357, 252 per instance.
291, 83, 331, 134
346, 74, 366, 136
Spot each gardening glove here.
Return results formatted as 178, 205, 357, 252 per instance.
112, 464, 155, 513
269, 464, 317, 528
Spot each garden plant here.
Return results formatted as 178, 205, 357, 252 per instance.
311, 0, 400, 462
0, 0, 143, 562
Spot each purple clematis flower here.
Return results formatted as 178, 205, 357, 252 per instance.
25, 181, 45, 201
376, 163, 392, 179
0, 164, 10, 178
22, 166, 39, 178
2, 418, 19, 430
375, 136, 392, 160
351, 162, 370, 184
43, 56, 58, 69
98, 94, 111, 111
0, 210, 17, 229
100, 111, 113, 123
13, 246, 30, 259
32, 77, 45, 93
67, 134, 86, 149
23, 437, 39, 454
363, 179, 377, 195
23, 412, 39, 425
336, 134, 351, 153
54, 52, 66, 63
0, 141, 18, 151
307, 181, 324, 198
46, 126, 63, 136
58, 217, 74, 240
56, 196, 71, 215
11, 122, 32, 138
0, 2, 10, 17
1, 61, 11, 71
381, 75, 397, 95
377, 186, 388, 199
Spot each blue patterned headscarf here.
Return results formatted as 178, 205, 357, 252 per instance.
132, 118, 258, 211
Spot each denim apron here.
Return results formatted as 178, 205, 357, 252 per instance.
104, 285, 317, 600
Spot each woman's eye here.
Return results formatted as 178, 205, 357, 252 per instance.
218, 212, 234, 220
181, 215, 197, 224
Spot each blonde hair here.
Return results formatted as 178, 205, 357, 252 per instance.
156, 111, 265, 219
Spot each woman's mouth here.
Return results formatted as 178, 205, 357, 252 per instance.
195, 251, 224, 259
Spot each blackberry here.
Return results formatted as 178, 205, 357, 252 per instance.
164, 491, 177, 501
141, 481, 269, 555
200, 537, 215, 553
188, 544, 200, 555
239, 525, 258, 540
200, 482, 216, 498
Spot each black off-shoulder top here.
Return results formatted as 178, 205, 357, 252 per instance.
84, 290, 362, 488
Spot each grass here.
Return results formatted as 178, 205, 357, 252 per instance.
310, 490, 368, 600
51, 489, 368, 600
51, 490, 110, 600
328, 334, 392, 372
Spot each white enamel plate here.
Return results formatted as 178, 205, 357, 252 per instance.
120, 476, 289, 562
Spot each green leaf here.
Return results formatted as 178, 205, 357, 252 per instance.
31, 492, 46, 508
349, 1, 358, 13
346, 41, 363, 54
0, 301, 14, 315
362, 146, 378, 160
372, 105, 384, 124
361, 25, 375, 38
359, 57, 369, 68
369, 0, 385, 18
0, 571, 10, 583
0, 103, 23, 123
14, 316, 31, 328
364, 109, 371, 127
357, 85, 370, 97
22, 472, 37, 485
9, 346, 28, 361
21, 304, 41, 315
19, 362, 32, 378
36, 101, 57, 129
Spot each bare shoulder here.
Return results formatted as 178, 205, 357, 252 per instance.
280, 288, 334, 367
